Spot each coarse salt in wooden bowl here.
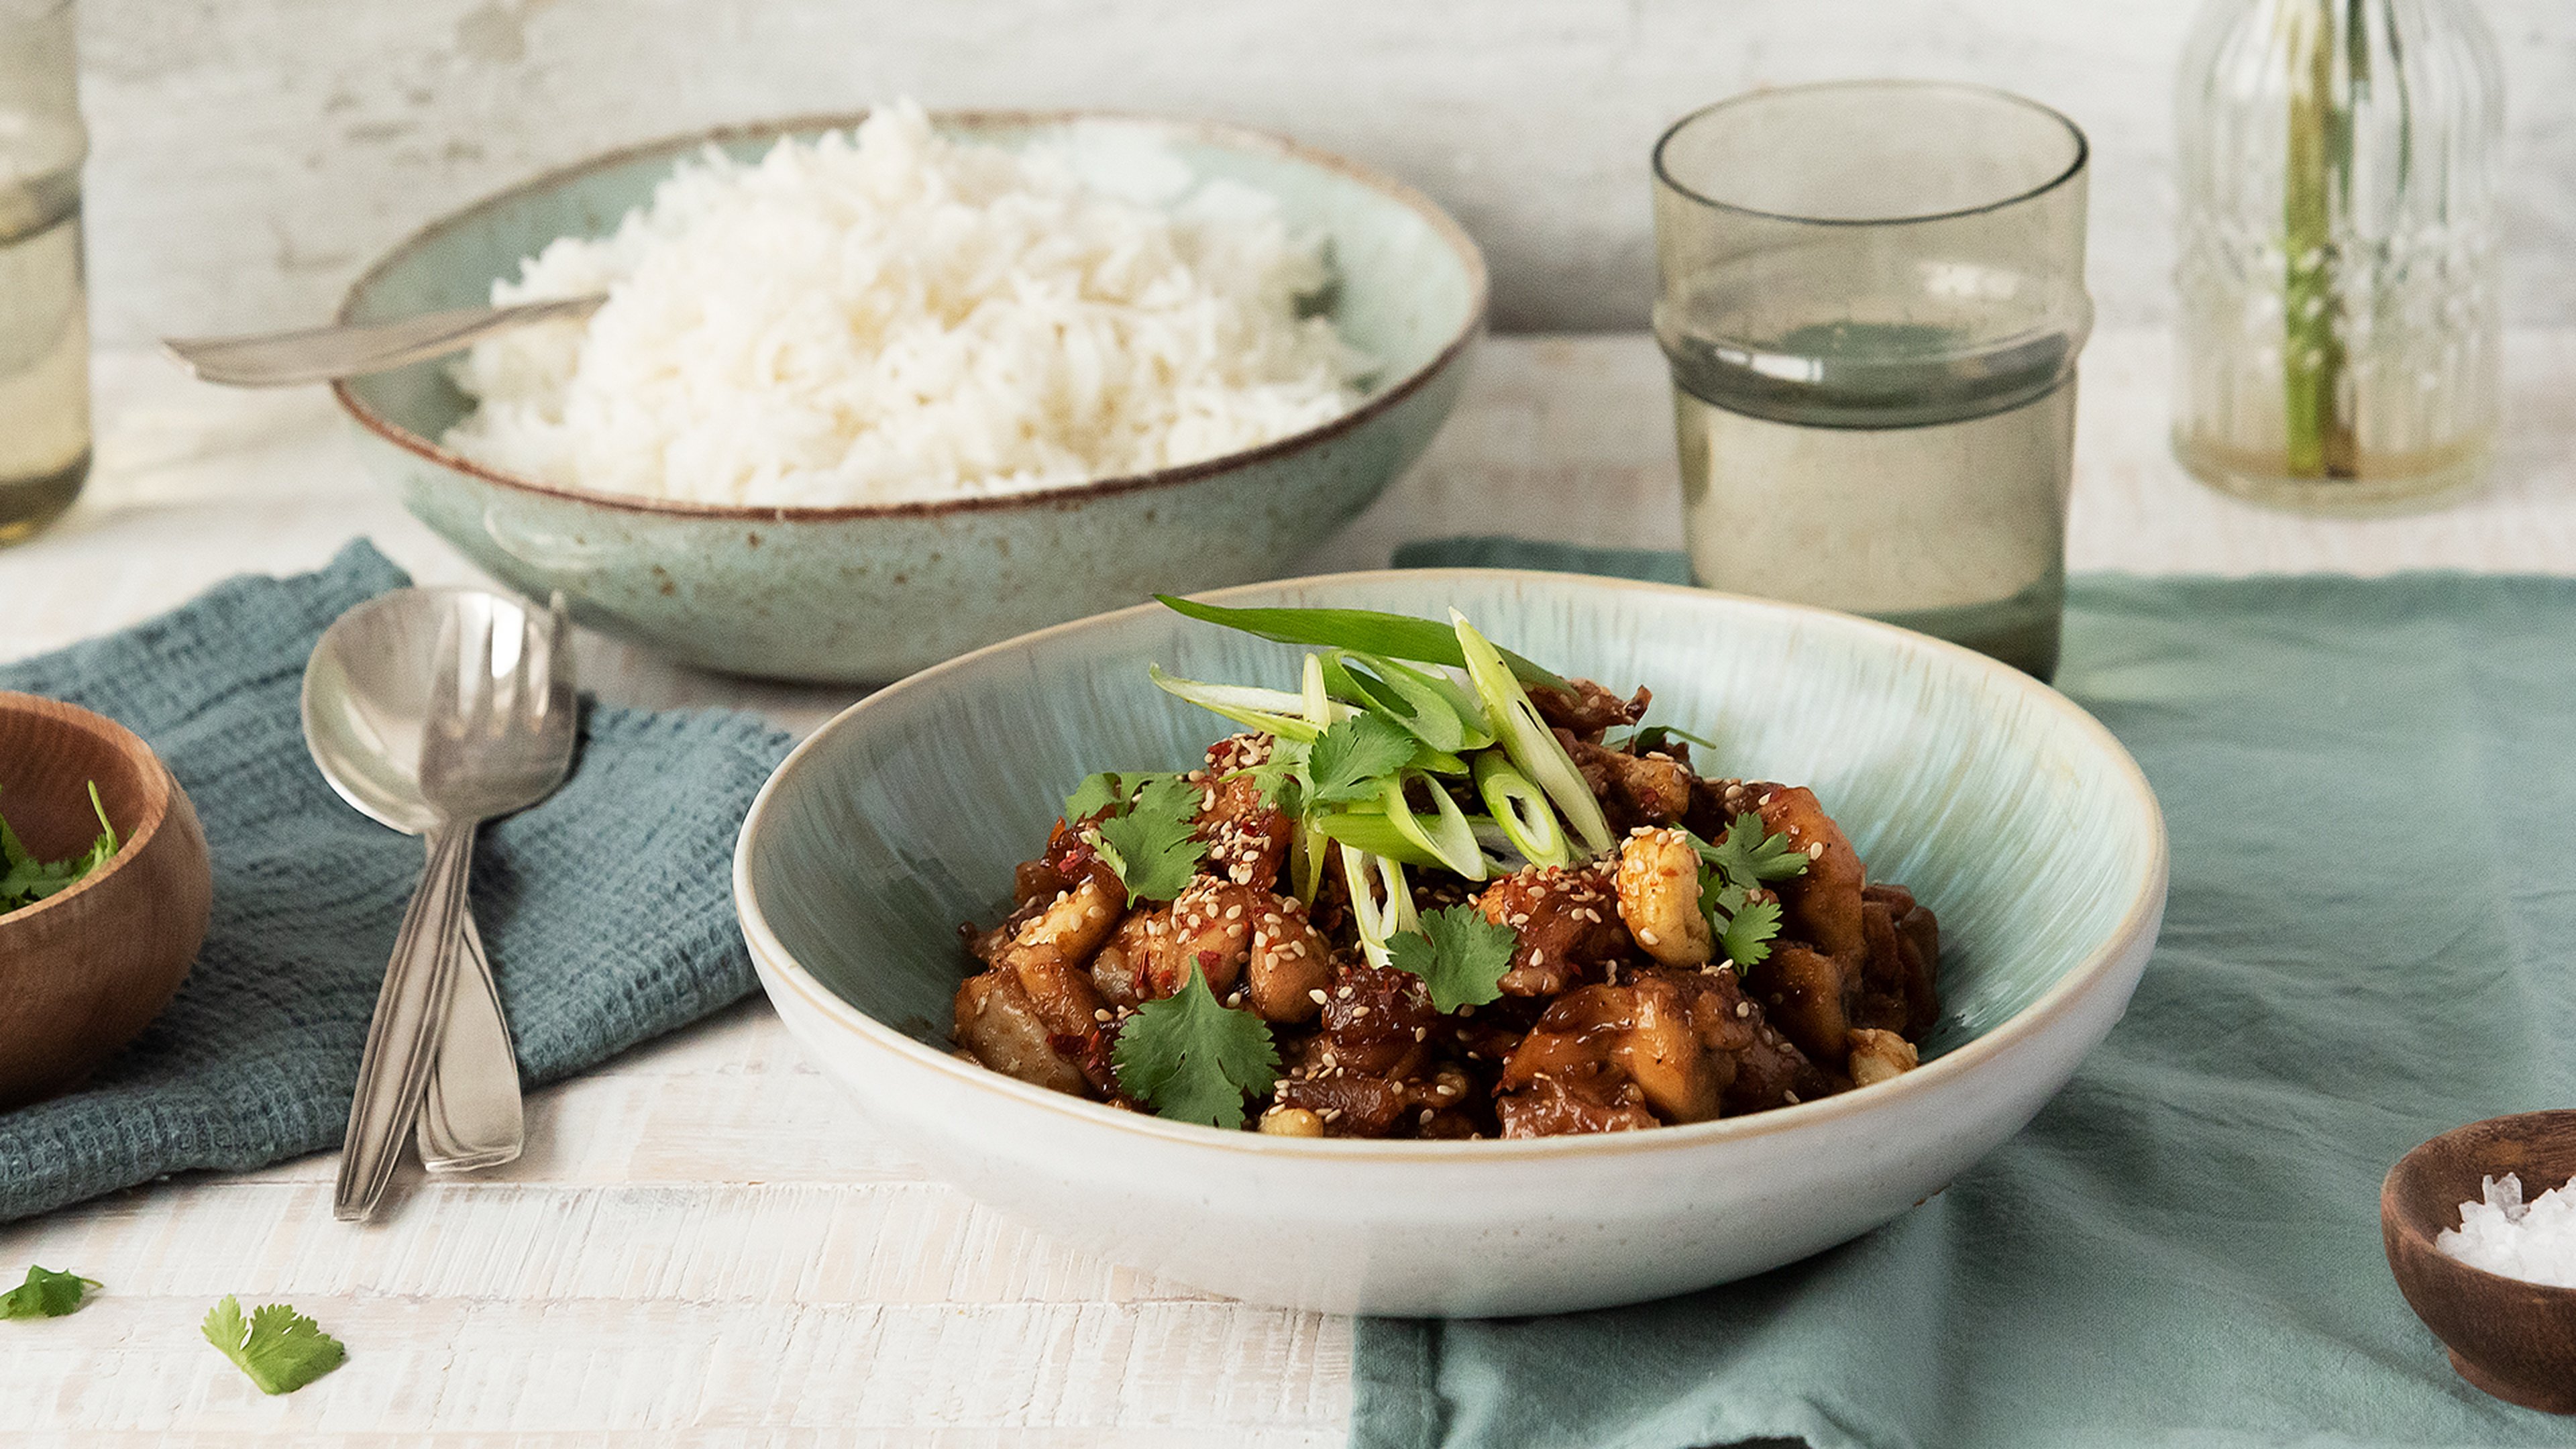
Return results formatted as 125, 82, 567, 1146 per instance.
2382, 1110, 2576, 1414
0, 692, 212, 1110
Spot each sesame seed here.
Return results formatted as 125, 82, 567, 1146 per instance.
1094, 1008, 1112, 1022
1638, 929, 1660, 947
1735, 1000, 1751, 1017
1783, 1091, 1801, 1105
1309, 989, 1329, 1004
1352, 1004, 1371, 1018
1807, 842, 1825, 859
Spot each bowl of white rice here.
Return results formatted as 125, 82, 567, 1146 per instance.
333, 105, 1485, 682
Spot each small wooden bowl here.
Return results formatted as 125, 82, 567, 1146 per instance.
2382, 1110, 2576, 1413
0, 692, 212, 1110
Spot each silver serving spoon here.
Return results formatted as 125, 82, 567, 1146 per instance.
302, 587, 576, 1212
164, 294, 605, 388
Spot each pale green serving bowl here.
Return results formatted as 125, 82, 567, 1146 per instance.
734, 570, 2171, 1316
332, 111, 1486, 684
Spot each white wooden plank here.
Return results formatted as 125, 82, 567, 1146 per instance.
66, 0, 2576, 342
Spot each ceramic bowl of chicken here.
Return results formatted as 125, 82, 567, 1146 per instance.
732, 569, 2168, 1316
332, 109, 1485, 684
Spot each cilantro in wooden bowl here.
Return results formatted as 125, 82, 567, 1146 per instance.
0, 692, 212, 1109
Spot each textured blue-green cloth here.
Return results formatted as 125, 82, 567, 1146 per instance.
0, 541, 792, 1222
1362, 537, 2576, 1449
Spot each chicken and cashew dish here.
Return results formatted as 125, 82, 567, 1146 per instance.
952, 599, 1939, 1139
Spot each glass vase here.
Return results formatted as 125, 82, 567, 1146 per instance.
0, 0, 89, 545
2173, 0, 2502, 512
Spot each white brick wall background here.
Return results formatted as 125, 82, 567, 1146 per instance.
71, 0, 2576, 345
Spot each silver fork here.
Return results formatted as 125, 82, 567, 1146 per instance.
333, 598, 578, 1222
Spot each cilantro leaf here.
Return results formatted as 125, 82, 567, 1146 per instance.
1701, 812, 1811, 885
1063, 771, 1128, 824
1111, 964, 1281, 1128
1685, 814, 1806, 971
1717, 895, 1786, 969
202, 1296, 345, 1395
1090, 773, 1208, 903
0, 1265, 98, 1319
1386, 903, 1518, 1013
0, 783, 120, 914
1625, 722, 1720, 755
1232, 737, 1309, 815
1305, 714, 1417, 804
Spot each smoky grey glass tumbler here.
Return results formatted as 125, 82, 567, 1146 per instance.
1652, 80, 2092, 678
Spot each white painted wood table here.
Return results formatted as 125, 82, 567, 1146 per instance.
5, 329, 2573, 1443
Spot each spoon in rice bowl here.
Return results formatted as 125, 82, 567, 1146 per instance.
164, 294, 605, 388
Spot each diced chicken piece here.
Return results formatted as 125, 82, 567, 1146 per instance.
1752, 784, 1868, 959
1566, 735, 1695, 827
1475, 861, 1629, 996
1504, 964, 1823, 1134
1528, 678, 1649, 742
994, 874, 1118, 1036
953, 970, 1087, 1095
1142, 875, 1269, 1001
1243, 896, 1334, 1023
1614, 827, 1715, 967
1856, 883, 1941, 1041
1314, 962, 1439, 1077
1088, 906, 1167, 1010
1743, 941, 1854, 1065
1195, 735, 1293, 892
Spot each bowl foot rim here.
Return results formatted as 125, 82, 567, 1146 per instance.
2449, 1347, 2576, 1415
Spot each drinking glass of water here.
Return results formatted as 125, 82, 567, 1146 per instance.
1652, 81, 2092, 679
0, 0, 88, 545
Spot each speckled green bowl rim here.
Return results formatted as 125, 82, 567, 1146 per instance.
330, 108, 1490, 524
733, 568, 2171, 1163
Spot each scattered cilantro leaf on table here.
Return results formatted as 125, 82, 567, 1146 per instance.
1089, 773, 1208, 903
1304, 714, 1417, 805
1111, 964, 1280, 1128
0, 782, 120, 914
1387, 903, 1518, 1013
0, 1265, 99, 1319
202, 1296, 345, 1395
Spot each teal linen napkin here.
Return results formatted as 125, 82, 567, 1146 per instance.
1362, 538, 2576, 1449
0, 541, 792, 1222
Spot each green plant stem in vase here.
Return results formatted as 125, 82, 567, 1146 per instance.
2174, 0, 2500, 512
2281, 0, 2357, 480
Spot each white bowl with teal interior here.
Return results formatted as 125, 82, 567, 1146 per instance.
333, 111, 1485, 684
732, 570, 2167, 1316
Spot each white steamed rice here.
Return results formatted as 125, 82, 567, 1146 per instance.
441, 101, 1371, 507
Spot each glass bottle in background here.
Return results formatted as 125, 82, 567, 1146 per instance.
2174, 0, 2502, 512
1652, 82, 2093, 680
0, 0, 89, 545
